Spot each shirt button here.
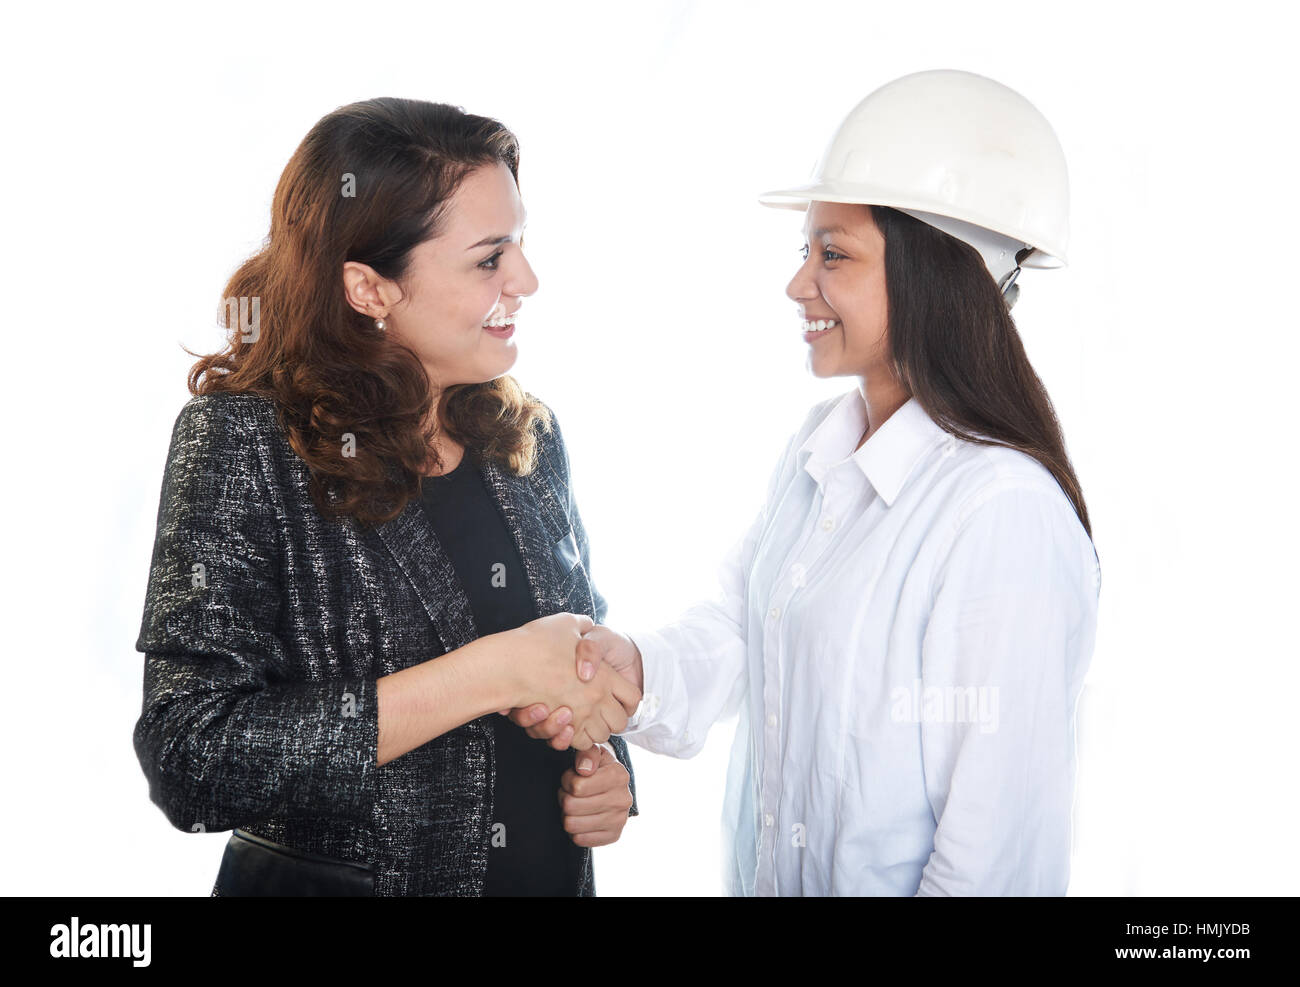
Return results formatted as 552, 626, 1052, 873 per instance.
768, 606, 780, 619
766, 713, 778, 728
764, 814, 774, 827
821, 517, 835, 531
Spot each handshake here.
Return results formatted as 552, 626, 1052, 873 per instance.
495, 613, 645, 750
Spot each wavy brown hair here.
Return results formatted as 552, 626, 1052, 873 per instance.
186, 97, 552, 528
870, 205, 1092, 538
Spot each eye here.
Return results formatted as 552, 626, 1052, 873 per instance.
478, 249, 504, 271
798, 244, 845, 263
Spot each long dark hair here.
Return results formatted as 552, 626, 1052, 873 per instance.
186, 97, 552, 529
871, 205, 1091, 537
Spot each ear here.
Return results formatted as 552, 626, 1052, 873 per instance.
342, 260, 398, 318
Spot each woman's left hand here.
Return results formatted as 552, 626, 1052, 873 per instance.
559, 744, 633, 847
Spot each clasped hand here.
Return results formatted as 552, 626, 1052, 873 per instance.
499, 613, 640, 750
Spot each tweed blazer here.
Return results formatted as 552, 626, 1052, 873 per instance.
133, 390, 638, 896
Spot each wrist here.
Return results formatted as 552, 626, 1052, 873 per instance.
471, 629, 525, 712
624, 634, 646, 693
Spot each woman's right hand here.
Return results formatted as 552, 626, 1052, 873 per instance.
505, 625, 646, 750
499, 613, 641, 750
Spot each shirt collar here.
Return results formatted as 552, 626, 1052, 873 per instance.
798, 391, 946, 506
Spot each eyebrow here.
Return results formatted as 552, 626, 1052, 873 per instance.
467, 234, 513, 250
810, 225, 853, 239
466, 216, 529, 251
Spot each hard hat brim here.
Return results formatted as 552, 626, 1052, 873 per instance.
758, 183, 1067, 269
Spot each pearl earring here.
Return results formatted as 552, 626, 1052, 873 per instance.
374, 317, 387, 332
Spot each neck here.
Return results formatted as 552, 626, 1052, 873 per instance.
420, 389, 456, 465
856, 368, 910, 448
422, 379, 449, 432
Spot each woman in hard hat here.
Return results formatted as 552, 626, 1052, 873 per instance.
508, 70, 1100, 896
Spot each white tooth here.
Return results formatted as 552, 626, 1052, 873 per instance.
814, 320, 825, 332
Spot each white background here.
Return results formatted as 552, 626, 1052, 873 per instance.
3, 0, 1296, 896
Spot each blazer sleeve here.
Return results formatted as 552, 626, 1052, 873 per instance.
132, 396, 378, 833
541, 403, 638, 818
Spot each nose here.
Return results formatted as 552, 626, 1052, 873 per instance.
507, 248, 539, 301
785, 250, 818, 304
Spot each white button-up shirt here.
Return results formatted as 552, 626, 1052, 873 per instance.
620, 389, 1100, 896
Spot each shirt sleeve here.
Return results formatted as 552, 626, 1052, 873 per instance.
132, 398, 379, 834
617, 431, 797, 759
914, 484, 1098, 896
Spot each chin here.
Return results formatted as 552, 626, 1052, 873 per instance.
806, 355, 842, 379
488, 352, 519, 377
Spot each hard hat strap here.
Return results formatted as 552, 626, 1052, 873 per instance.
998, 265, 1022, 309
997, 265, 1022, 296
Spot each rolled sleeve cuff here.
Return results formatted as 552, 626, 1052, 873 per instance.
619, 628, 674, 736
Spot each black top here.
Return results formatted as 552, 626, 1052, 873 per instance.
420, 451, 585, 896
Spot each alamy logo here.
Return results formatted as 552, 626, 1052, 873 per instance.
890, 678, 1000, 733
49, 917, 151, 967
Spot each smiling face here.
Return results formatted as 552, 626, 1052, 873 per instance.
343, 160, 537, 393
787, 200, 891, 381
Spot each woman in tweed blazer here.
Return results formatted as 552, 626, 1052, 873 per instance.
133, 98, 640, 896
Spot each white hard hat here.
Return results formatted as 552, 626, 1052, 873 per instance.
760, 69, 1070, 299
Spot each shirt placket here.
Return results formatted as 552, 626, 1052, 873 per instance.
756, 467, 847, 896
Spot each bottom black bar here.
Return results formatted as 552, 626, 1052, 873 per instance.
8, 896, 1281, 973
